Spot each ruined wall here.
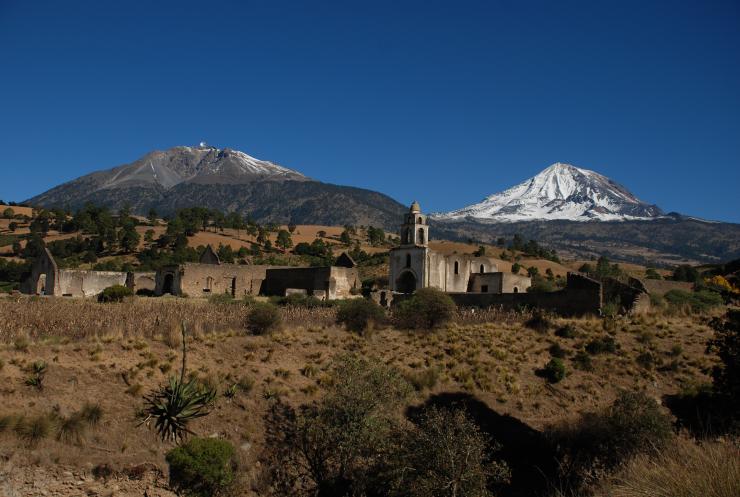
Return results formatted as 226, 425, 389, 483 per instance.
133, 272, 156, 293
447, 273, 602, 316
164, 263, 275, 297
262, 266, 360, 300
57, 270, 128, 297
20, 248, 59, 295
642, 279, 694, 296
468, 272, 531, 293
602, 277, 651, 314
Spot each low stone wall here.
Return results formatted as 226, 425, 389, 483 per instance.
446, 273, 603, 316
262, 266, 360, 300
58, 270, 128, 298
642, 279, 694, 296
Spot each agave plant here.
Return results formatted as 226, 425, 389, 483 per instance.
139, 323, 216, 443
140, 375, 216, 443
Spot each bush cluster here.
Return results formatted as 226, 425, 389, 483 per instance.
393, 288, 456, 330
97, 285, 133, 303
547, 390, 674, 490
166, 437, 235, 497
336, 298, 386, 334
247, 302, 282, 335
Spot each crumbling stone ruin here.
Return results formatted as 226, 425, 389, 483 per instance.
22, 245, 360, 301
20, 248, 155, 297
389, 202, 531, 294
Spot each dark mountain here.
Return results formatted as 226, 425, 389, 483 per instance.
26, 145, 406, 228
432, 215, 740, 266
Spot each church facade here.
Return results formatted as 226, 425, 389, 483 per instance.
389, 202, 530, 294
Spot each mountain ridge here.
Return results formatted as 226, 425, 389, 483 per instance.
433, 162, 664, 222
25, 145, 406, 229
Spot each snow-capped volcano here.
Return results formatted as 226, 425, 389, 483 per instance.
434, 163, 663, 222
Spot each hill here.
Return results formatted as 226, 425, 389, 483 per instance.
25, 145, 406, 229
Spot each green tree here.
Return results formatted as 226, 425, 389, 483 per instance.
276, 230, 293, 250
2, 207, 15, 219
527, 266, 539, 278
120, 225, 140, 253
340, 228, 352, 246
264, 355, 412, 496
389, 407, 510, 497
511, 262, 521, 274
147, 208, 158, 226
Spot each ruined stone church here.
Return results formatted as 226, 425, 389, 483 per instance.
389, 202, 531, 294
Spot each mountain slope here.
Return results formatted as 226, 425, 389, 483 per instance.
435, 162, 663, 222
26, 145, 406, 228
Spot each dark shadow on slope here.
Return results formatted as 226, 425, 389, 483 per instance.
407, 392, 558, 497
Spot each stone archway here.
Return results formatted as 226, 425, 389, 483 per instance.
396, 271, 417, 294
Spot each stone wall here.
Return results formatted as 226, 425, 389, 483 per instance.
447, 273, 602, 316
642, 279, 694, 296
20, 248, 59, 295
155, 263, 275, 297
468, 272, 531, 293
57, 270, 128, 297
602, 277, 651, 314
262, 266, 360, 300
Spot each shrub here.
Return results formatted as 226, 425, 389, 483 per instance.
57, 412, 86, 444
263, 355, 412, 496
548, 343, 567, 358
636, 351, 655, 370
404, 367, 440, 391
389, 407, 510, 497
547, 390, 673, 489
279, 293, 324, 308
572, 350, 593, 371
336, 298, 386, 334
208, 293, 234, 304
664, 289, 723, 313
555, 324, 578, 339
585, 336, 617, 355
247, 302, 282, 335
524, 311, 552, 334
166, 437, 235, 497
542, 358, 567, 383
393, 288, 456, 330
80, 402, 103, 426
707, 310, 740, 420
15, 414, 52, 446
601, 437, 739, 497
98, 285, 133, 303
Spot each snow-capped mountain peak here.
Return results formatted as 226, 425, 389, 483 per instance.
433, 162, 663, 222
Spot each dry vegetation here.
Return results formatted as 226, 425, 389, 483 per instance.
0, 295, 730, 496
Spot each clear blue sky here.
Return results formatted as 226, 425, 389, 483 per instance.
1, 0, 738, 222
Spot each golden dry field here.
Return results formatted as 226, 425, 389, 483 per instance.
0, 296, 723, 496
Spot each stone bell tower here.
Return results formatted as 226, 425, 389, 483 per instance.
400, 201, 429, 247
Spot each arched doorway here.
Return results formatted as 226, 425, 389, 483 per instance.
163, 273, 175, 295
37, 274, 46, 295
396, 271, 417, 294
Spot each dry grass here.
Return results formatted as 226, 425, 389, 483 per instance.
600, 437, 740, 497
0, 297, 722, 494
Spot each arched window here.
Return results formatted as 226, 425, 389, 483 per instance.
405, 253, 411, 268
403, 229, 410, 244
480, 264, 485, 274
513, 287, 519, 293
417, 228, 425, 245
454, 261, 459, 275
418, 216, 423, 224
